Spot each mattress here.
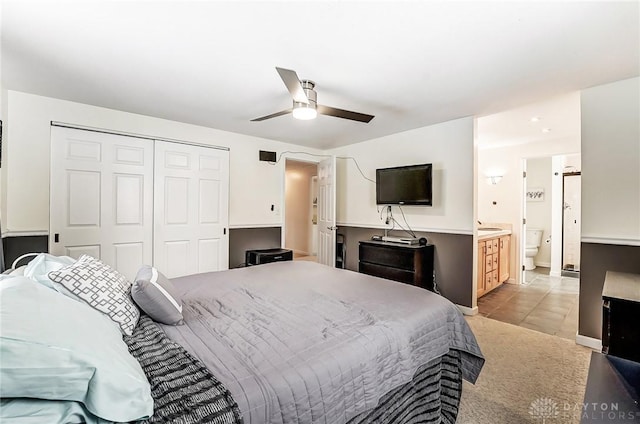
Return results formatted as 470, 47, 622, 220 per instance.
159, 261, 483, 423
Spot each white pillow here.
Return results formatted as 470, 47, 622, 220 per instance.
48, 255, 140, 336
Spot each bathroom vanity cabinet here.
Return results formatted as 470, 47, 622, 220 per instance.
477, 233, 511, 298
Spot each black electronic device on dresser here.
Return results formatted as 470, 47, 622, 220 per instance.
358, 240, 434, 291
245, 248, 293, 266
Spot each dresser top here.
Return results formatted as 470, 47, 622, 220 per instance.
602, 271, 640, 302
359, 240, 433, 250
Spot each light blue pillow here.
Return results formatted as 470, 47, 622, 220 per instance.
0, 398, 109, 424
22, 253, 80, 301
0, 277, 153, 422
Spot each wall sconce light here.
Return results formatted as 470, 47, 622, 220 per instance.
487, 175, 503, 185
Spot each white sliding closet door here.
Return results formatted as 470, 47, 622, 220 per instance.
50, 126, 154, 280
153, 141, 229, 278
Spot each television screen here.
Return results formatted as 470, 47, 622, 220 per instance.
376, 164, 432, 206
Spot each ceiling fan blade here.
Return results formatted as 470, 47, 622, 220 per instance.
317, 105, 375, 123
276, 67, 309, 104
250, 108, 293, 122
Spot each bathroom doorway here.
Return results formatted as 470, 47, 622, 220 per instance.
562, 172, 581, 277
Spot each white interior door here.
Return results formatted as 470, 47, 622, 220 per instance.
317, 156, 336, 267
154, 141, 229, 278
50, 126, 153, 280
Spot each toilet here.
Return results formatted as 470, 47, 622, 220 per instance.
525, 228, 543, 270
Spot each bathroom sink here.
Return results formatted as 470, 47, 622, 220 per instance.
478, 227, 503, 231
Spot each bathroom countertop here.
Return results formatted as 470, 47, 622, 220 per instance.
477, 229, 512, 240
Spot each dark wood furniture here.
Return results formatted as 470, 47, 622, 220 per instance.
358, 240, 434, 291
581, 352, 640, 423
602, 271, 640, 363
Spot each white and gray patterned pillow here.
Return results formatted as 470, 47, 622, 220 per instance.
48, 255, 140, 335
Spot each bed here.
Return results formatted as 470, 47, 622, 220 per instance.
1, 255, 483, 424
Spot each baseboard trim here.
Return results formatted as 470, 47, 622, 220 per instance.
2, 230, 49, 238
549, 270, 562, 278
535, 261, 551, 268
576, 334, 602, 351
456, 304, 478, 316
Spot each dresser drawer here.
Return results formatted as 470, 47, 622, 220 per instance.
359, 262, 416, 285
359, 243, 416, 271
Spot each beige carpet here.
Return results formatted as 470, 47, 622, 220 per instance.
457, 315, 593, 424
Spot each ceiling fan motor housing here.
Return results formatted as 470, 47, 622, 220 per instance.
294, 80, 317, 111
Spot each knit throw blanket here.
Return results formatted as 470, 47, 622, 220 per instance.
125, 316, 243, 424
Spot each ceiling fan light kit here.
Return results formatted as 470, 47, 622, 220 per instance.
292, 103, 317, 120
252, 67, 374, 123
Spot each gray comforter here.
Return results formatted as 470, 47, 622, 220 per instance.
160, 261, 483, 424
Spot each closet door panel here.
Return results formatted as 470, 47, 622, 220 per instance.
113, 242, 145, 282
50, 126, 153, 281
154, 141, 229, 278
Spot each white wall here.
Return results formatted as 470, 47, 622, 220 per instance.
2, 90, 323, 234
477, 136, 580, 282
581, 77, 640, 244
526, 157, 552, 267
328, 116, 475, 234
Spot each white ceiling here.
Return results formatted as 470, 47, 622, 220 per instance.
477, 91, 581, 149
2, 1, 638, 150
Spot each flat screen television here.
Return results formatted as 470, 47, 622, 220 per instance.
376, 163, 432, 206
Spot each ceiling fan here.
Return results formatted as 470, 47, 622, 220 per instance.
251, 67, 375, 123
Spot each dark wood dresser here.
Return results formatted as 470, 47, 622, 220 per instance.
581, 352, 640, 423
358, 240, 434, 291
602, 271, 640, 363
580, 271, 640, 423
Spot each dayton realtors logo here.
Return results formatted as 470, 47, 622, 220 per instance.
529, 397, 560, 423
529, 397, 640, 422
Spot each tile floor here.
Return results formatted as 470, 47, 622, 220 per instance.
477, 267, 580, 340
